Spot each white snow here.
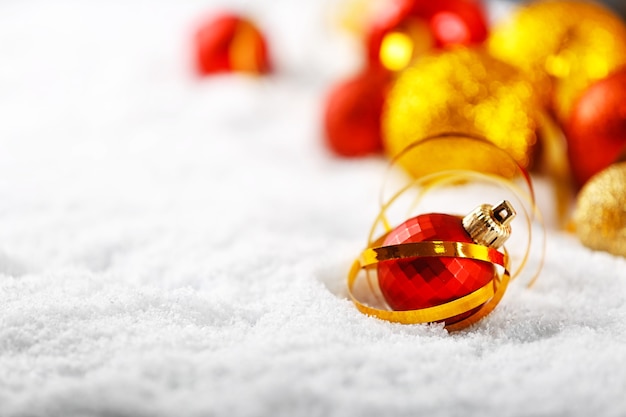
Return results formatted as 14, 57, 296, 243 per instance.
1, 1, 626, 416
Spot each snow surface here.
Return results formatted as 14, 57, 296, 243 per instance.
1, 1, 626, 416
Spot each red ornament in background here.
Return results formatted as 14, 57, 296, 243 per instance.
194, 13, 271, 75
377, 201, 515, 324
323, 70, 389, 157
366, 0, 488, 71
324, 0, 487, 157
366, 0, 429, 71
566, 67, 626, 187
414, 0, 488, 47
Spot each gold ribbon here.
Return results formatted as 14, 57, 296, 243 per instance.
360, 240, 505, 267
347, 240, 511, 331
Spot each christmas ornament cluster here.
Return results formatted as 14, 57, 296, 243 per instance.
191, 1, 626, 329
324, 0, 626, 329
322, 0, 626, 259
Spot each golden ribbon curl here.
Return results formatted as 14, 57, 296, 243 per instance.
347, 239, 511, 332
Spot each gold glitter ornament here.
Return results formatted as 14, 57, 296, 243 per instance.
488, 0, 626, 123
573, 162, 626, 257
382, 47, 540, 177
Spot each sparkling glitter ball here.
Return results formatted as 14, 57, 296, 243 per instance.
574, 162, 626, 257
377, 213, 495, 314
382, 47, 541, 176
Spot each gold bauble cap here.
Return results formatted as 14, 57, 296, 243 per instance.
463, 200, 516, 249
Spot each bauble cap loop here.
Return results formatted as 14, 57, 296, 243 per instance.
462, 200, 516, 249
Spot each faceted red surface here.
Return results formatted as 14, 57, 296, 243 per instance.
377, 213, 495, 316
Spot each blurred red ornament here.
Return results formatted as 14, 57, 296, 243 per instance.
324, 70, 389, 157
419, 0, 488, 47
194, 13, 271, 75
366, 0, 488, 71
567, 67, 626, 187
366, 0, 430, 71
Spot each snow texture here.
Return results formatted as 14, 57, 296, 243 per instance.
1, 1, 626, 416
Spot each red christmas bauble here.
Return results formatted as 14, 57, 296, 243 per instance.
366, 0, 426, 71
567, 67, 626, 187
323, 70, 389, 157
366, 0, 488, 71
410, 0, 488, 47
377, 213, 495, 318
194, 13, 271, 75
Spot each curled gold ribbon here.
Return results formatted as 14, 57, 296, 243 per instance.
347, 133, 542, 331
374, 133, 544, 288
347, 240, 511, 331
360, 241, 505, 267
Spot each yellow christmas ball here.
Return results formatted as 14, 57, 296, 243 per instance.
573, 162, 626, 257
382, 47, 540, 178
488, 0, 626, 123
